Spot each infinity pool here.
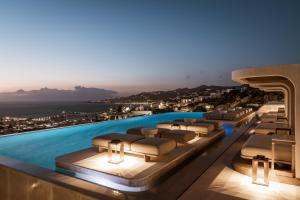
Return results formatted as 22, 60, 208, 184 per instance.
0, 112, 204, 170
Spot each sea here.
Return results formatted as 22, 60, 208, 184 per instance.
0, 102, 113, 118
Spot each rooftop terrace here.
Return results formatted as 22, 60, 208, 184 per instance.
1, 65, 300, 199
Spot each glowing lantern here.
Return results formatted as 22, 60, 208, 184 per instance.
108, 139, 124, 164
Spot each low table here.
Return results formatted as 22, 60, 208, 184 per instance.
272, 135, 295, 177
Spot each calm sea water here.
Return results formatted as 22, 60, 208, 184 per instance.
0, 102, 112, 118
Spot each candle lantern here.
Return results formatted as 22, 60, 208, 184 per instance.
108, 139, 124, 164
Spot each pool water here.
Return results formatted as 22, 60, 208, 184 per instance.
0, 112, 207, 170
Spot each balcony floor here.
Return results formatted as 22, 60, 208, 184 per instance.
179, 129, 300, 200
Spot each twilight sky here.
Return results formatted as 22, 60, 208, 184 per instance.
0, 0, 300, 95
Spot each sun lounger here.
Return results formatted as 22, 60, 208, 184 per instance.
186, 122, 215, 135
160, 130, 196, 144
130, 138, 176, 161
174, 118, 220, 128
241, 135, 292, 164
92, 133, 176, 161
268, 111, 278, 115
174, 118, 215, 124
156, 122, 174, 130
156, 122, 189, 130
92, 133, 144, 151
255, 123, 291, 135
157, 120, 216, 136
260, 113, 278, 123
204, 108, 251, 121
276, 118, 288, 124
195, 119, 221, 128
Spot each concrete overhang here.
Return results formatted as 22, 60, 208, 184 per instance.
232, 64, 300, 178
232, 64, 300, 86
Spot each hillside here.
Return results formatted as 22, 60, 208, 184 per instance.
110, 85, 241, 102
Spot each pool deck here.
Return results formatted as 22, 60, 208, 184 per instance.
55, 130, 225, 192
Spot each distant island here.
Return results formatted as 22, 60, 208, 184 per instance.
0, 86, 118, 102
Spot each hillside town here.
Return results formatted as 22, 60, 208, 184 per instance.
0, 85, 282, 135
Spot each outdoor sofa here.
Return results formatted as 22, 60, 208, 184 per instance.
92, 133, 176, 162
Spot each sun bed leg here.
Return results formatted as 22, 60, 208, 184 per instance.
144, 155, 150, 162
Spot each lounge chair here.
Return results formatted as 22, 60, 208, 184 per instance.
160, 130, 196, 145
204, 108, 251, 121
92, 133, 176, 161
260, 113, 278, 123
130, 138, 176, 161
276, 118, 289, 124
156, 122, 189, 130
195, 119, 221, 129
255, 123, 291, 135
241, 135, 292, 164
157, 120, 216, 136
186, 122, 215, 135
92, 133, 144, 151
174, 118, 220, 128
